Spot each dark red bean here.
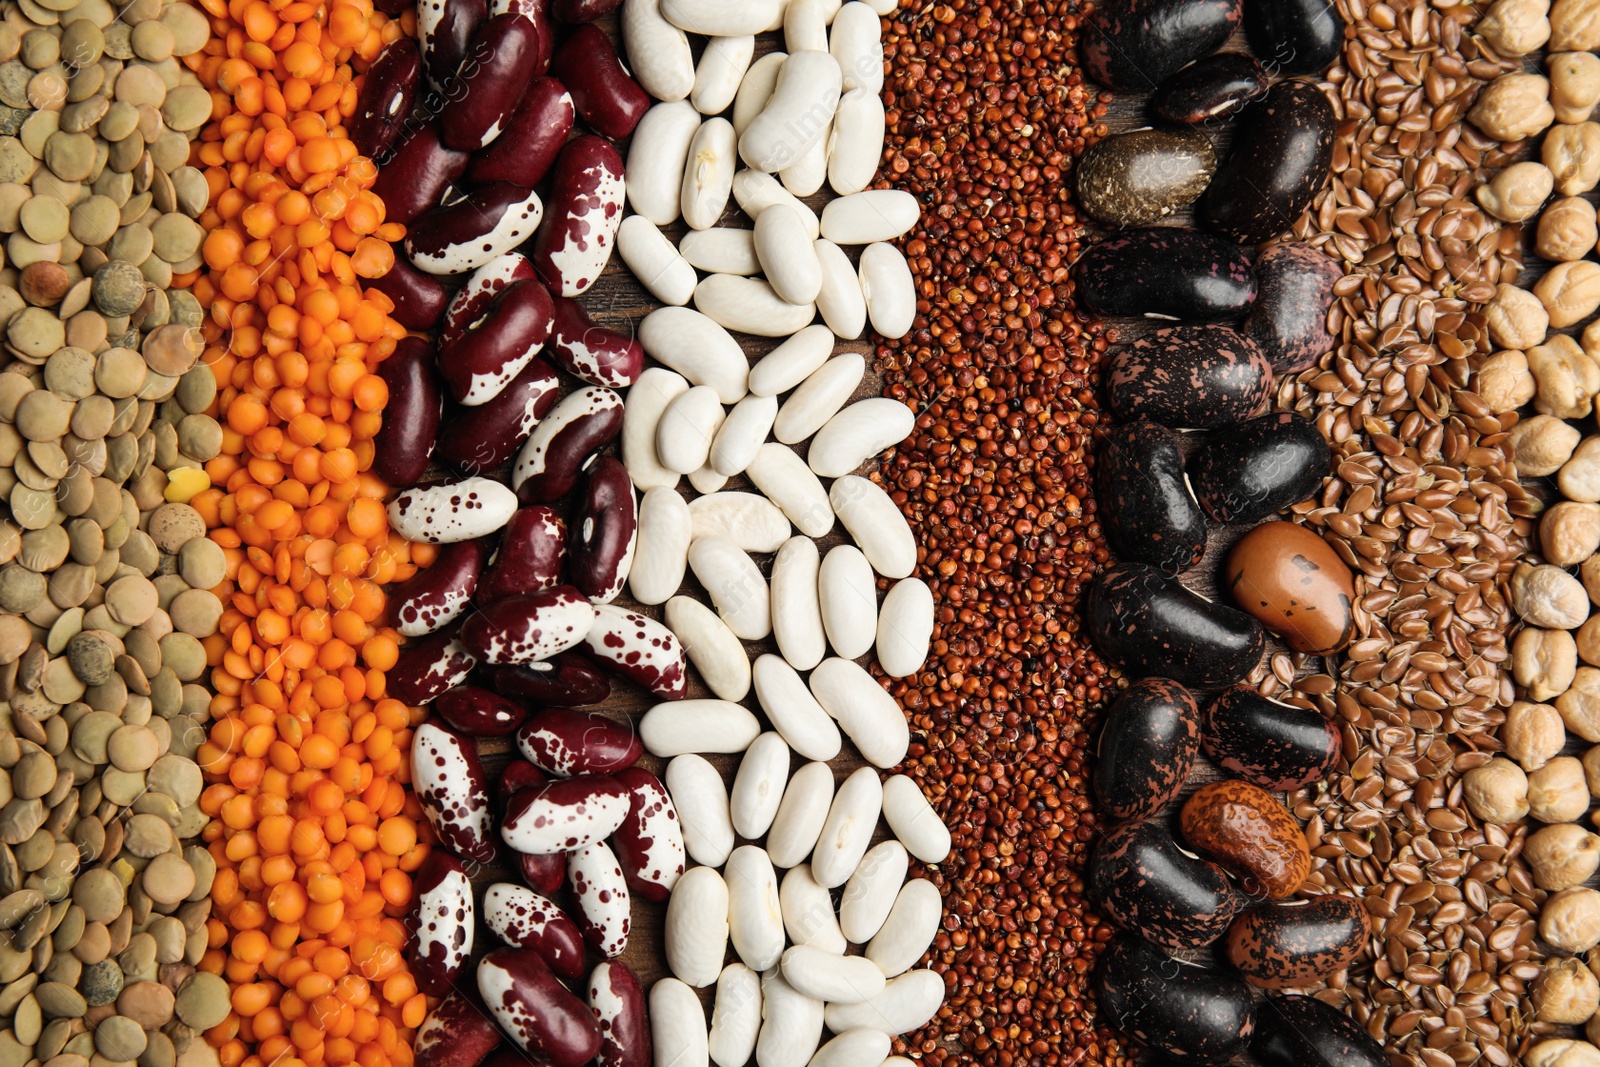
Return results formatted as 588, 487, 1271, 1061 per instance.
386, 538, 487, 637
477, 948, 602, 1067
491, 655, 611, 707
490, 0, 552, 71
567, 457, 636, 603
350, 38, 421, 160
370, 337, 441, 489
436, 684, 527, 737
365, 254, 453, 331
466, 77, 575, 190
520, 850, 568, 896
436, 359, 561, 475
479, 505, 567, 601
531, 135, 625, 298
440, 15, 546, 151
549, 25, 649, 140
437, 279, 554, 406
371, 124, 471, 226
440, 253, 538, 352
546, 297, 643, 389
553, 0, 620, 20
499, 758, 549, 805
387, 624, 477, 704
422, 0, 488, 87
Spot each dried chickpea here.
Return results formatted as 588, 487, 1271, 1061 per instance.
1527, 822, 1600, 890
1579, 616, 1600, 665
1537, 263, 1600, 328
1546, 889, 1600, 953
1507, 698, 1570, 768
1513, 562, 1591, 629
1478, 161, 1554, 221
1485, 281, 1551, 349
1514, 628, 1578, 702
1538, 197, 1599, 261
1531, 756, 1592, 822
1585, 745, 1600, 796
1531, 334, 1600, 413
1561, 436, 1600, 502
1536, 957, 1600, 1023
1464, 756, 1531, 822
1545, 500, 1600, 564
1554, 0, 1600, 48
1531, 1039, 1600, 1067
1480, 0, 1553, 52
1553, 52, 1600, 122
1470, 72, 1557, 140
1547, 122, 1600, 195
1509, 413, 1582, 476
1562, 668, 1600, 742
1477, 349, 1538, 411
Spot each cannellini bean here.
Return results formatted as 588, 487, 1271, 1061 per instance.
711, 393, 779, 475
829, 474, 917, 578
688, 537, 771, 640
665, 595, 751, 702
630, 487, 693, 605
756, 969, 825, 1067
622, 0, 694, 102
753, 653, 840, 760
830, 3, 884, 92
641, 699, 761, 755
627, 100, 700, 225
822, 971, 943, 1037
741, 50, 842, 173
876, 577, 932, 677
814, 239, 867, 339
809, 399, 916, 479
664, 868, 729, 987
689, 492, 793, 552
866, 878, 941, 978
828, 88, 885, 196
775, 353, 865, 443
766, 760, 835, 868
810, 765, 882, 888
733, 170, 821, 237
709, 964, 762, 1067
838, 840, 908, 943
683, 118, 738, 230
726, 845, 786, 971
618, 215, 697, 305
695, 275, 817, 336
657, 385, 726, 475
639, 307, 750, 402
769, 535, 827, 673
692, 35, 755, 115
880, 774, 950, 863
780, 945, 886, 1005
819, 189, 920, 244
750, 325, 837, 397
652, 978, 710, 1067
859, 242, 915, 338
680, 227, 761, 275
819, 544, 877, 660
730, 731, 791, 839
690, 463, 730, 494
780, 132, 829, 197
733, 51, 788, 137
746, 444, 835, 537
661, 0, 784, 35
780, 863, 848, 953
809, 657, 910, 769
808, 1030, 891, 1067
785, 0, 829, 51
666, 754, 736, 868
622, 368, 691, 492
756, 205, 825, 305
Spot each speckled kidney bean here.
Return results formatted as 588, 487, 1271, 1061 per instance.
547, 297, 645, 389
478, 947, 602, 1067
519, 850, 567, 897
462, 585, 597, 664
550, 24, 650, 139
409, 850, 475, 996
611, 765, 684, 902
517, 706, 642, 776
468, 76, 575, 189
533, 136, 626, 298
483, 882, 587, 980
420, 0, 487, 87
490, 0, 552, 70
386, 625, 477, 704
440, 14, 546, 150
407, 182, 546, 276
587, 961, 650, 1067
569, 840, 631, 957
441, 253, 537, 349
513, 386, 625, 503
436, 357, 562, 475
414, 994, 502, 1067
349, 38, 420, 160
412, 721, 498, 863
369, 337, 441, 488
501, 774, 630, 854
366, 256, 453, 331
554, 0, 620, 19
372, 124, 472, 226
438, 279, 554, 406
479, 505, 567, 600
387, 538, 487, 637
499, 759, 550, 803
569, 457, 637, 603
388, 476, 520, 543
436, 685, 527, 737
491, 653, 611, 707
582, 604, 689, 699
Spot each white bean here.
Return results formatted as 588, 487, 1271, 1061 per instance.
641, 699, 761, 756
822, 971, 943, 1037
627, 100, 700, 225
622, 0, 695, 102
658, 384, 726, 475
859, 242, 915, 338
640, 307, 750, 402
665, 868, 730, 987
819, 189, 920, 244
780, 130, 830, 197
740, 50, 842, 172
618, 215, 697, 305
766, 760, 834, 868
819, 544, 877, 659
750, 325, 836, 397
880, 774, 950, 863
784, 0, 829, 51
691, 463, 730, 494
709, 964, 763, 1067
767, 539, 828, 674
689, 536, 771, 640
837, 840, 907, 943
830, 3, 884, 92
813, 238, 867, 339
775, 352, 864, 443
623, 368, 690, 491
747, 443, 834, 537
875, 577, 932, 677
692, 34, 755, 116
665, 595, 751, 702
828, 88, 884, 196
779, 863, 847, 953
753, 653, 839, 760
862, 0, 896, 12
651, 978, 710, 1067
866, 878, 940, 978
681, 227, 761, 275
689, 491, 792, 552
756, 205, 825, 306
710, 393, 779, 476
808, 1030, 890, 1067
733, 170, 821, 237
683, 118, 738, 231
667, 754, 736, 867
829, 474, 917, 578
809, 399, 916, 478
695, 275, 817, 336
731, 732, 792, 839
726, 844, 786, 971
733, 51, 788, 137
661, 0, 783, 35
809, 657, 910, 769
757, 969, 825, 1067
631, 486, 693, 605
810, 765, 881, 888
780, 945, 885, 1005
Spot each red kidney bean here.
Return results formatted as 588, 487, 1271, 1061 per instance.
387, 538, 487, 637
370, 336, 441, 488
532, 135, 626, 297
350, 38, 421, 160
520, 850, 567, 896
412, 722, 497, 863
407, 182, 545, 276
372, 124, 471, 225
440, 15, 545, 151
587, 962, 650, 1067
498, 758, 549, 804
568, 457, 637, 603
461, 585, 596, 664
387, 624, 477, 704
516, 707, 642, 776
441, 253, 538, 351
409, 850, 475, 996
554, 0, 620, 20
501, 774, 630, 854
467, 77, 574, 190
365, 254, 452, 331
610, 766, 683, 902
581, 604, 687, 700
415, 994, 502, 1067
437, 358, 561, 476
490, 0, 552, 71
437, 685, 527, 737
491, 654, 611, 707
477, 948, 601, 1067
438, 279, 554, 406
547, 297, 643, 389
549, 25, 648, 140
483, 882, 587, 980
421, 0, 488, 86
513, 386, 624, 504
479, 505, 567, 600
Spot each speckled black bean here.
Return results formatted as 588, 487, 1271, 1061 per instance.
1244, 243, 1343, 372
1094, 678, 1200, 822
1098, 934, 1256, 1061
1202, 684, 1342, 791
1091, 819, 1240, 951
1243, 0, 1347, 76
1105, 324, 1273, 429
1198, 81, 1336, 245
1096, 422, 1207, 574
1075, 129, 1217, 229
1088, 563, 1266, 688
1252, 995, 1388, 1067
1225, 895, 1371, 989
1187, 411, 1330, 524
1082, 0, 1243, 92
1075, 228, 1257, 321
1151, 52, 1270, 125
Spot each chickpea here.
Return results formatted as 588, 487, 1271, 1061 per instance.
1477, 349, 1538, 413
1517, 630, 1581, 703
1526, 822, 1600, 890
1579, 616, 1600, 666
1560, 436, 1600, 502
1532, 756, 1592, 822
1464, 756, 1531, 823
1485, 281, 1551, 350
1584, 745, 1600, 796
1544, 888, 1600, 953
1469, 73, 1557, 141
1531, 1039, 1600, 1067
1538, 263, 1600, 329
1506, 698, 1570, 768
1545, 500, 1600, 564
1481, 0, 1554, 51
1538, 197, 1599, 261
1563, 669, 1600, 743
1546, 123, 1600, 196
1536, 957, 1600, 1023
1553, 52, 1600, 123
1531, 334, 1600, 414
1477, 161, 1555, 221
1554, 0, 1600, 48
1513, 562, 1592, 629
1509, 413, 1582, 476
